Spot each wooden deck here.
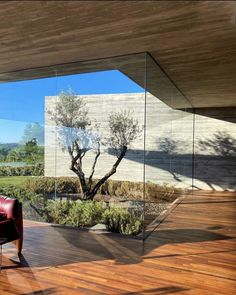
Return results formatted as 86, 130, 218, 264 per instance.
0, 191, 236, 294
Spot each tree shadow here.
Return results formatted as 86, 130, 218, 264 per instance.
1, 253, 57, 294
142, 228, 232, 255
3, 223, 231, 269
198, 131, 236, 157
20, 290, 57, 295
114, 131, 236, 191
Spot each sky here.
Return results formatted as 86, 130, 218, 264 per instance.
0, 70, 143, 143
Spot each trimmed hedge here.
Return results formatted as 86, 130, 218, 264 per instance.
24, 177, 183, 202
0, 164, 43, 176
25, 176, 79, 194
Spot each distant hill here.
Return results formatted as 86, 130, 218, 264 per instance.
0, 143, 21, 158
0, 143, 21, 149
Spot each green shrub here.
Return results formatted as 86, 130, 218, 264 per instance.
25, 177, 55, 194
103, 207, 142, 236
45, 200, 105, 227
44, 200, 142, 235
0, 164, 43, 176
67, 201, 105, 227
56, 177, 81, 194
45, 199, 72, 225
0, 184, 47, 221
0, 184, 35, 203
0, 181, 143, 235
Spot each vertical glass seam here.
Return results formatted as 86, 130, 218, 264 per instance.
142, 53, 148, 240
191, 109, 196, 193
54, 68, 58, 200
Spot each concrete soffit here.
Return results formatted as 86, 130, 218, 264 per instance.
0, 52, 193, 111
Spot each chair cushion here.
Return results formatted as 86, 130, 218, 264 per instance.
0, 195, 19, 220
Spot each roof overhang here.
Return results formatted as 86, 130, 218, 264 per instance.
0, 1, 235, 108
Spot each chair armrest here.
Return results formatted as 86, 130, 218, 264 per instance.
0, 218, 20, 243
0, 196, 23, 253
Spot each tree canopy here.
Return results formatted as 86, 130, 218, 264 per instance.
21, 122, 44, 145
49, 90, 141, 200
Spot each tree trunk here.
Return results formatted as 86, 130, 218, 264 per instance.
70, 160, 89, 199
86, 146, 127, 200
88, 142, 101, 190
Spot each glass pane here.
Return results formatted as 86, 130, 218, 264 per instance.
0, 70, 58, 221
44, 54, 146, 237
194, 109, 236, 191
144, 53, 194, 238
0, 53, 148, 238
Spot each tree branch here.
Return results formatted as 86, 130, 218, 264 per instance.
69, 143, 88, 198
87, 146, 127, 199
88, 142, 101, 190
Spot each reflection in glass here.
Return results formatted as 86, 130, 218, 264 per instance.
0, 73, 57, 221
0, 54, 147, 237
51, 55, 146, 236
0, 52, 196, 239
144, 53, 194, 238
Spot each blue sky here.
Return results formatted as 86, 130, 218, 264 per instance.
0, 70, 143, 143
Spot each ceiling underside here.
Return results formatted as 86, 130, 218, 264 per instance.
0, 1, 236, 108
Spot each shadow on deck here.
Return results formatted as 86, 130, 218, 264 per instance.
1, 191, 236, 295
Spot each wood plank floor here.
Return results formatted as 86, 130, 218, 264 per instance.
0, 191, 235, 294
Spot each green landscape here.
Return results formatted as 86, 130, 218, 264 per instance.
0, 98, 181, 236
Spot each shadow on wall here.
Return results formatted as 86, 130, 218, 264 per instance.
110, 131, 236, 191
198, 131, 236, 157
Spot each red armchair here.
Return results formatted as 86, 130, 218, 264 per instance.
0, 195, 23, 254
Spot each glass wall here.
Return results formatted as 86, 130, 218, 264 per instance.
0, 52, 194, 239
0, 54, 146, 237
50, 54, 146, 235
144, 54, 194, 238
0, 69, 58, 221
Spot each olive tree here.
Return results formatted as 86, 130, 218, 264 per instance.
49, 90, 142, 200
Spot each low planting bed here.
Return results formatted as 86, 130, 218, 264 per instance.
0, 176, 184, 236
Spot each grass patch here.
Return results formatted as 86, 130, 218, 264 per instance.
0, 176, 31, 188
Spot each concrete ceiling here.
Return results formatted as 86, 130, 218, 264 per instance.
0, 1, 236, 108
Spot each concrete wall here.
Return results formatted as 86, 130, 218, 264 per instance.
194, 109, 236, 191
45, 93, 236, 191
45, 93, 146, 183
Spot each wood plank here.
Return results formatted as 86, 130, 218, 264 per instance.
0, 1, 235, 108
0, 191, 235, 294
